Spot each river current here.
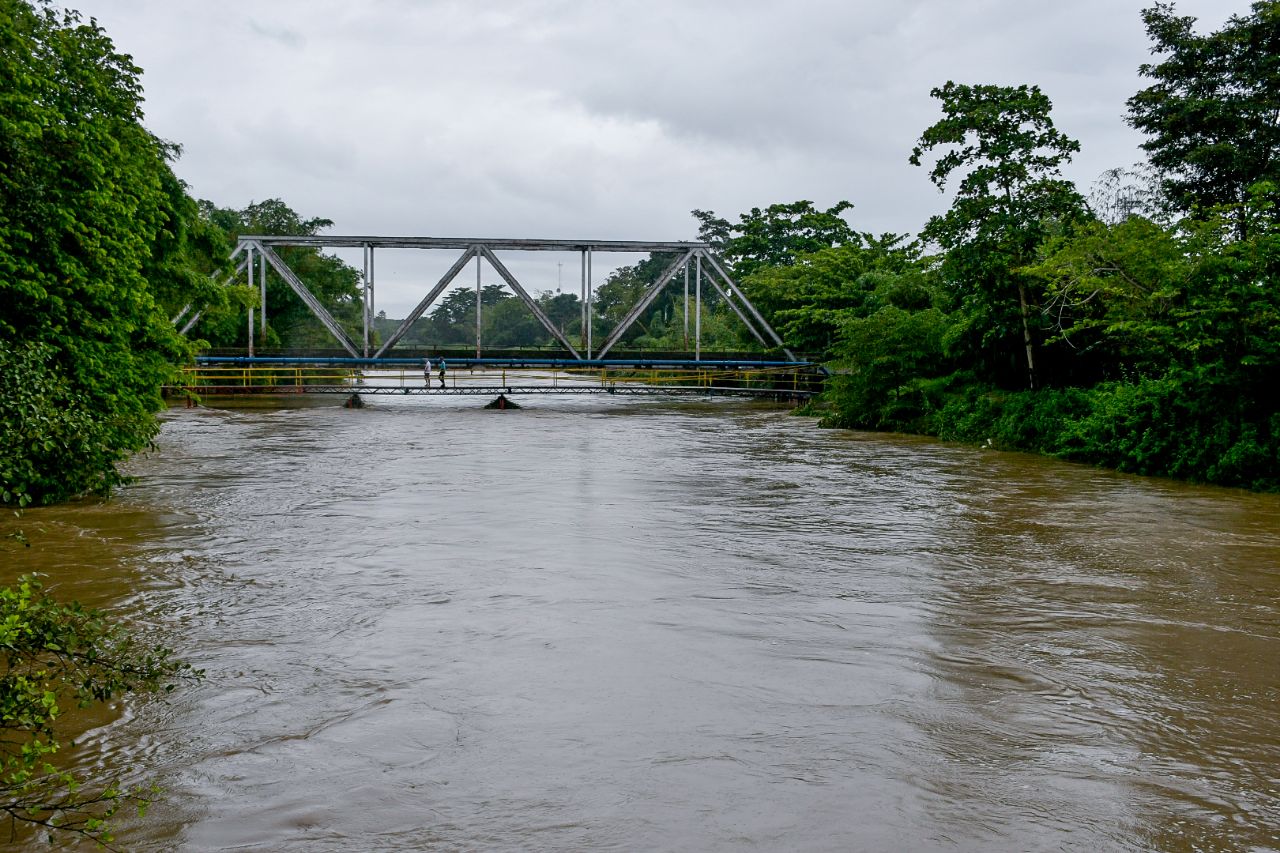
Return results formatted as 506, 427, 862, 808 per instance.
3, 390, 1277, 851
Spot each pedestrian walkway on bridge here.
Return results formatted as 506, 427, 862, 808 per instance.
170, 355, 826, 402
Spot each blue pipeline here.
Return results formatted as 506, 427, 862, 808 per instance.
194, 356, 822, 370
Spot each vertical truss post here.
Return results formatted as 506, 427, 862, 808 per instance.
475, 249, 483, 359
369, 246, 376, 347
373, 247, 476, 357
259, 247, 267, 338
683, 261, 690, 350
695, 253, 702, 361
362, 245, 369, 357
586, 247, 594, 358
253, 241, 361, 357
580, 249, 587, 351
246, 245, 255, 357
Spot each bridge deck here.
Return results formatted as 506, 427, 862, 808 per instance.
176, 384, 809, 398
175, 358, 824, 400
196, 355, 820, 370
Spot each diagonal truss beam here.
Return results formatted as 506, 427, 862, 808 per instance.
174, 260, 248, 333
253, 242, 361, 357
698, 267, 770, 348
479, 246, 582, 359
690, 251, 777, 350
596, 250, 695, 358
374, 247, 477, 357
699, 251, 797, 361
180, 310, 204, 336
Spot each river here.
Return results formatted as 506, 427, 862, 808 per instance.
2, 391, 1278, 851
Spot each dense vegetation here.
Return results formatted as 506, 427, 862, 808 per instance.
703, 2, 1280, 491
0, 0, 235, 506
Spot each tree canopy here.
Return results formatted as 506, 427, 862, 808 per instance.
1127, 1, 1280, 232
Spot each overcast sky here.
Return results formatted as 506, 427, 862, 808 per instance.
83, 0, 1238, 316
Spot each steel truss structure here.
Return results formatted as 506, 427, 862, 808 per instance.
189, 236, 796, 362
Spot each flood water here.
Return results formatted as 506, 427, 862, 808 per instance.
2, 389, 1278, 851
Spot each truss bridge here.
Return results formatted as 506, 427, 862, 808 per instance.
171, 233, 823, 403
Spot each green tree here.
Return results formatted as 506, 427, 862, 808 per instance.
740, 234, 921, 356
1127, 1, 1280, 234
1027, 216, 1192, 381
482, 296, 546, 347
0, 575, 199, 845
910, 81, 1087, 389
0, 0, 207, 504
692, 200, 856, 279
419, 284, 510, 346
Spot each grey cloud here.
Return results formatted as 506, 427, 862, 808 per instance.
87, 0, 1241, 264
247, 18, 305, 48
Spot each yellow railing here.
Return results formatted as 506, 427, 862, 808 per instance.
174, 364, 810, 393
177, 366, 361, 389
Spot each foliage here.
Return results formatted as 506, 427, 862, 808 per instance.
740, 235, 923, 356
910, 81, 1088, 389
0, 575, 201, 846
1127, 1, 1280, 233
692, 200, 856, 279
824, 305, 956, 430
143, 171, 239, 331
1026, 215, 1193, 381
396, 284, 582, 349
0, 0, 212, 505
0, 342, 128, 508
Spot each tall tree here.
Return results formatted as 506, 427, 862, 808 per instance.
910, 81, 1087, 389
1127, 1, 1280, 234
0, 0, 209, 503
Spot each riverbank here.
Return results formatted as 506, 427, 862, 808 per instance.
811, 370, 1280, 492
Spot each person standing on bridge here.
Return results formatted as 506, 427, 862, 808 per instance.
423, 358, 432, 387
438, 358, 447, 389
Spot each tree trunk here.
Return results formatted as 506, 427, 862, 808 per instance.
1017, 279, 1036, 390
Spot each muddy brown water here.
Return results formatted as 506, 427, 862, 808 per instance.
2, 392, 1277, 851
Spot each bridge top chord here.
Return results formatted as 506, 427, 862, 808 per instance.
237, 235, 711, 253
